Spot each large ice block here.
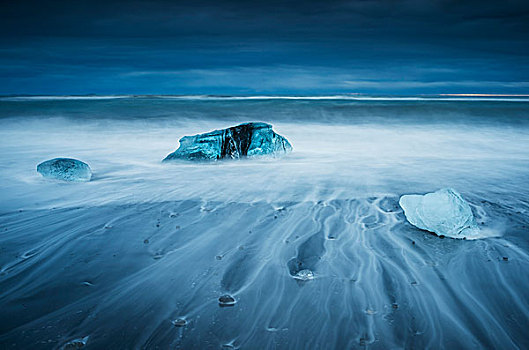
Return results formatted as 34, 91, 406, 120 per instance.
163, 122, 292, 161
399, 188, 479, 239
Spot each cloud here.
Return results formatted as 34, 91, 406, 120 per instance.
118, 66, 529, 93
0, 0, 528, 94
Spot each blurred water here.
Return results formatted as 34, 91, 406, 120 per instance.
0, 97, 528, 349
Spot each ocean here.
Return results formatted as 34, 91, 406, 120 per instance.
0, 96, 528, 349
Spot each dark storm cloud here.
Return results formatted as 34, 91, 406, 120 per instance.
1, 0, 528, 94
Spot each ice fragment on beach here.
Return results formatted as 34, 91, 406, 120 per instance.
163, 122, 292, 161
218, 294, 236, 307
365, 308, 377, 315
172, 318, 187, 327
37, 158, 92, 182
293, 269, 314, 281
62, 336, 89, 349
399, 188, 479, 239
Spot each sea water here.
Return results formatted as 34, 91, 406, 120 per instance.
0, 96, 528, 349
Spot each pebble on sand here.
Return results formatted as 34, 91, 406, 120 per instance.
218, 294, 236, 307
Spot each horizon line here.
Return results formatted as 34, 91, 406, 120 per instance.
1, 93, 529, 98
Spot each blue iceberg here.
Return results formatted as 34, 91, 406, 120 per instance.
399, 188, 480, 239
163, 122, 292, 161
37, 158, 92, 182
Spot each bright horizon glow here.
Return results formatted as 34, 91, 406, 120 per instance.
439, 93, 529, 97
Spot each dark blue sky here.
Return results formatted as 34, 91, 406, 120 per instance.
1, 0, 528, 95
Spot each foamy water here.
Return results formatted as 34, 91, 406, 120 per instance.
0, 97, 528, 348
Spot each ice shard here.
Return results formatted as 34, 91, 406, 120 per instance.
399, 188, 479, 239
163, 122, 292, 161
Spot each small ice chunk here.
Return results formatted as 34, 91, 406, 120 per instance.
172, 318, 187, 327
399, 188, 479, 239
218, 294, 236, 307
365, 308, 377, 315
37, 158, 92, 182
62, 336, 89, 349
293, 269, 314, 281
